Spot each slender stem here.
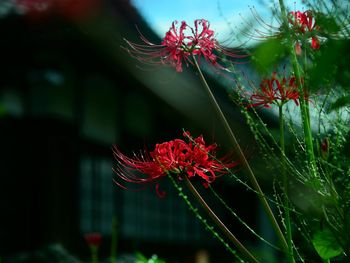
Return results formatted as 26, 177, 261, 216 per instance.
210, 185, 281, 251
184, 176, 259, 263
279, 105, 285, 155
167, 174, 246, 263
110, 216, 118, 263
279, 105, 294, 263
91, 246, 99, 263
192, 55, 288, 252
278, 0, 318, 184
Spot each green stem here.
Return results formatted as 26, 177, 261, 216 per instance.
192, 55, 288, 252
210, 185, 281, 251
91, 246, 99, 263
183, 176, 259, 263
279, 105, 294, 263
279, 105, 285, 156
278, 0, 318, 184
110, 216, 118, 263
167, 174, 246, 263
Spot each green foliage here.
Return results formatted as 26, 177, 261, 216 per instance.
252, 38, 287, 73
312, 228, 343, 260
0, 104, 7, 117
315, 12, 340, 34
135, 253, 166, 263
344, 210, 350, 248
309, 40, 350, 92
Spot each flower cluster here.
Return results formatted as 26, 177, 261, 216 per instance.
125, 19, 243, 72
288, 10, 321, 52
113, 132, 237, 195
249, 72, 300, 108
238, 7, 322, 54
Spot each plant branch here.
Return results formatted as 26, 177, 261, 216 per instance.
167, 174, 246, 263
279, 104, 294, 263
192, 55, 288, 252
184, 176, 259, 263
278, 0, 318, 185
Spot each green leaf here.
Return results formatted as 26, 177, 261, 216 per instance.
135, 252, 148, 263
315, 13, 340, 34
134, 253, 166, 263
308, 40, 349, 92
0, 104, 7, 117
312, 228, 343, 260
252, 39, 287, 73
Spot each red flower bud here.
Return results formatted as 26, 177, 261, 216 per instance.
84, 233, 102, 248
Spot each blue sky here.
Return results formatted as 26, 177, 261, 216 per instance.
131, 0, 306, 45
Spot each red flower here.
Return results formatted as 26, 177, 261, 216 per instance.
288, 11, 316, 33
320, 138, 329, 160
249, 72, 300, 108
84, 233, 102, 248
15, 0, 55, 19
240, 8, 323, 54
15, 0, 100, 21
56, 0, 100, 21
113, 132, 237, 195
311, 36, 320, 49
288, 10, 321, 51
124, 19, 244, 72
160, 20, 190, 72
186, 19, 218, 65
294, 41, 302, 55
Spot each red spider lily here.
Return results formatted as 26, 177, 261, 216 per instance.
311, 36, 320, 49
249, 72, 300, 108
288, 10, 321, 51
84, 232, 102, 248
56, 0, 100, 21
15, 0, 55, 19
288, 11, 316, 34
186, 133, 227, 184
186, 19, 218, 65
124, 19, 244, 72
239, 7, 322, 54
160, 20, 189, 72
320, 137, 329, 160
15, 0, 100, 21
113, 132, 237, 195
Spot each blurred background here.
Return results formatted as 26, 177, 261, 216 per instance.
0, 0, 292, 262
